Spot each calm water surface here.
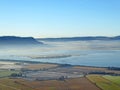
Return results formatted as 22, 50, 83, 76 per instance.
0, 50, 120, 67
0, 41, 120, 67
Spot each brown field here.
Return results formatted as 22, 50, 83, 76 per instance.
13, 77, 101, 90
0, 77, 101, 90
74, 66, 106, 71
0, 78, 34, 90
23, 64, 58, 70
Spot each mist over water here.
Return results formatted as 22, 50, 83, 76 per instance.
0, 40, 120, 67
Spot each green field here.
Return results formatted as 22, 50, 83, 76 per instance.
103, 75, 120, 85
0, 70, 20, 78
87, 75, 120, 90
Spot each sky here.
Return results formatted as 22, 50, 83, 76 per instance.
0, 0, 120, 38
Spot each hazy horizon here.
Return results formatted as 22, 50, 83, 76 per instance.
0, 34, 120, 38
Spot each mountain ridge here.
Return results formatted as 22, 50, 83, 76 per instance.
37, 36, 120, 41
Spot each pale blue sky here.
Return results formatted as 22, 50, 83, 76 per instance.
0, 0, 120, 38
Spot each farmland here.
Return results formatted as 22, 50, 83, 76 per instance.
87, 75, 120, 90
0, 77, 100, 90
0, 61, 120, 90
0, 75, 120, 90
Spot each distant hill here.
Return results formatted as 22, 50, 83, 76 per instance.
38, 36, 120, 41
0, 36, 43, 45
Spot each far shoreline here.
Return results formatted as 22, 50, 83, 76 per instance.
0, 59, 120, 69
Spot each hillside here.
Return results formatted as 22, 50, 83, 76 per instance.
0, 36, 43, 45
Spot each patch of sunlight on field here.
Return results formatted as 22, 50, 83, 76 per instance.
103, 75, 120, 85
87, 75, 120, 90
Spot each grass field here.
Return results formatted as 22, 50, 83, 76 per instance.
0, 70, 20, 77
87, 75, 120, 90
103, 75, 120, 85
